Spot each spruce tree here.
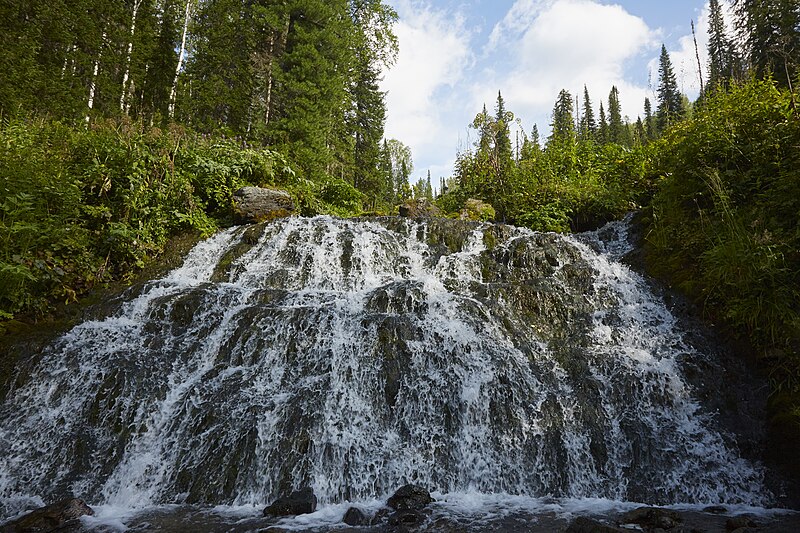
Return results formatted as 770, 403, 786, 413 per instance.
708, 0, 741, 90
579, 85, 597, 142
493, 91, 514, 221
634, 117, 646, 146
351, 53, 387, 202
656, 44, 685, 133
643, 97, 656, 140
607, 86, 625, 144
549, 89, 576, 146
598, 102, 608, 144
734, 0, 800, 86
494, 91, 514, 168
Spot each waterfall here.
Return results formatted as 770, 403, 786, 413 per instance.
0, 216, 768, 519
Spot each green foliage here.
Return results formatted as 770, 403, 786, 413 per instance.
440, 89, 655, 233
646, 77, 800, 377
460, 199, 496, 222
0, 116, 294, 321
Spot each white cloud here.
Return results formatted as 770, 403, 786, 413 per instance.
380, 1, 472, 174
381, 0, 722, 178
479, 0, 658, 136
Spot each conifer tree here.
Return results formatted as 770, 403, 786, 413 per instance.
734, 0, 800, 86
643, 97, 656, 140
579, 85, 597, 141
379, 140, 395, 205
549, 89, 576, 146
351, 54, 387, 202
607, 86, 625, 144
493, 91, 514, 221
707, 0, 743, 91
634, 117, 646, 146
656, 44, 685, 133
494, 91, 514, 168
598, 102, 608, 144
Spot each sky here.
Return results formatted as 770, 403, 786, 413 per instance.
379, 0, 735, 183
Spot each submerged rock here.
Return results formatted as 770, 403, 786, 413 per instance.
386, 484, 434, 511
1, 498, 93, 533
388, 508, 426, 527
232, 186, 294, 223
566, 516, 627, 533
342, 506, 369, 526
263, 487, 317, 517
619, 507, 682, 530
726, 515, 758, 530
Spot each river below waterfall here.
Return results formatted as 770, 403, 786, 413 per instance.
1, 215, 797, 531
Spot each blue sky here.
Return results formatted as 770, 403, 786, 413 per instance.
379, 0, 735, 183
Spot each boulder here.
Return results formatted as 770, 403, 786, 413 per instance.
726, 515, 757, 530
232, 187, 294, 223
565, 516, 627, 533
398, 199, 442, 219
388, 509, 426, 527
1, 498, 94, 533
263, 487, 317, 517
386, 484, 434, 511
342, 506, 369, 526
619, 507, 682, 530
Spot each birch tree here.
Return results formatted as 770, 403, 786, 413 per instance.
120, 0, 144, 113
168, 0, 192, 119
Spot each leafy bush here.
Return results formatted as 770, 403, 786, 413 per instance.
645, 78, 800, 407
0, 117, 291, 322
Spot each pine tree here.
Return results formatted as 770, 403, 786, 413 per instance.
549, 89, 576, 146
493, 91, 514, 221
579, 85, 597, 142
351, 53, 386, 203
379, 139, 395, 205
708, 0, 741, 90
607, 86, 625, 144
643, 97, 656, 140
634, 117, 646, 146
472, 104, 493, 155
598, 102, 608, 144
494, 91, 513, 169
734, 0, 800, 86
656, 44, 685, 133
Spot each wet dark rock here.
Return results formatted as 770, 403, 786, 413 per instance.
726, 516, 758, 530
1, 498, 93, 533
370, 507, 392, 526
233, 187, 294, 223
342, 506, 369, 526
619, 507, 682, 530
703, 505, 729, 514
565, 516, 627, 533
388, 508, 426, 527
386, 484, 434, 511
262, 487, 317, 517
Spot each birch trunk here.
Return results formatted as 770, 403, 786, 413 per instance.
86, 31, 107, 125
61, 44, 74, 79
264, 33, 275, 128
120, 0, 143, 114
168, 0, 193, 119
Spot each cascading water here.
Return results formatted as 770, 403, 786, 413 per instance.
0, 215, 770, 525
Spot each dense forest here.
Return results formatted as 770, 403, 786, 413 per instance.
0, 0, 799, 451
